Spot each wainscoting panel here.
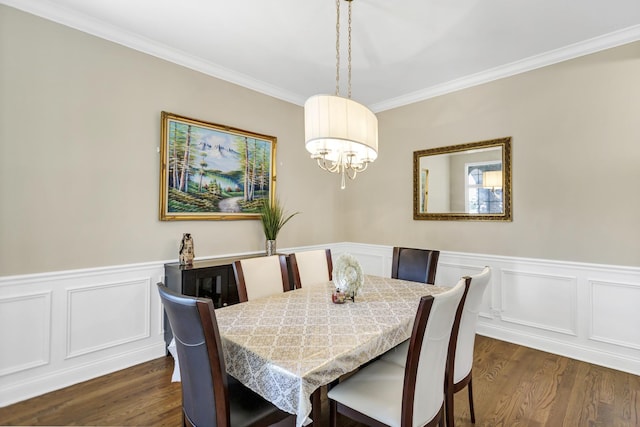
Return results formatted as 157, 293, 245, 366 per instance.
0, 291, 51, 376
589, 279, 640, 350
500, 269, 577, 336
66, 279, 151, 358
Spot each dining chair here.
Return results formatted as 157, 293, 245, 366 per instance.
444, 266, 491, 427
391, 246, 440, 284
289, 249, 333, 288
233, 255, 291, 302
380, 267, 492, 427
327, 277, 466, 427
287, 248, 333, 425
156, 283, 294, 427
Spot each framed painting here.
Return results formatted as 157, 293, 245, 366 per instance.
159, 111, 276, 220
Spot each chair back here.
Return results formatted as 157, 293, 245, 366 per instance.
289, 249, 332, 288
233, 255, 290, 302
403, 278, 465, 426
391, 246, 440, 284
157, 283, 228, 427
453, 266, 491, 383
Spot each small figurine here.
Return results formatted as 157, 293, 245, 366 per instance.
179, 233, 194, 265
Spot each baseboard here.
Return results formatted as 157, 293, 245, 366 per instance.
476, 323, 640, 376
0, 341, 166, 407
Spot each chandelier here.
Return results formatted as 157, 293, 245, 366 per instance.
304, 0, 378, 189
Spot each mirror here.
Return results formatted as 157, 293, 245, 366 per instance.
413, 137, 512, 221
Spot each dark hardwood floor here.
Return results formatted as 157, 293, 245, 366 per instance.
1, 336, 638, 426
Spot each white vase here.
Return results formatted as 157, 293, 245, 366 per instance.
266, 239, 277, 256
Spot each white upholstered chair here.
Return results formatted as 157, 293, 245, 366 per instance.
232, 255, 291, 302
327, 278, 466, 427
445, 266, 491, 426
381, 267, 492, 427
288, 249, 333, 288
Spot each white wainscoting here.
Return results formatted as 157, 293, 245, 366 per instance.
0, 263, 167, 407
336, 242, 640, 376
1, 243, 639, 407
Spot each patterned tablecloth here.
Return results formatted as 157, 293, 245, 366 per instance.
215, 275, 449, 427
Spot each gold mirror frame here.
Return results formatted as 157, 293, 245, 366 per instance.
413, 137, 512, 221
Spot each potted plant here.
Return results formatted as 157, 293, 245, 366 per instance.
259, 197, 299, 255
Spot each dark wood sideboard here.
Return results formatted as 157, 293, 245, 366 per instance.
163, 257, 242, 348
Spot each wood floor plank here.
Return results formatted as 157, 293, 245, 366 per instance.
545, 353, 579, 427
1, 336, 639, 426
629, 371, 640, 426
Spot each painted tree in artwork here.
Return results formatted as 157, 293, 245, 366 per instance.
248, 138, 258, 201
169, 121, 210, 195
168, 121, 196, 192
198, 151, 208, 192
236, 136, 271, 203
256, 142, 269, 193
237, 136, 252, 202
168, 121, 184, 189
178, 124, 193, 192
236, 137, 247, 200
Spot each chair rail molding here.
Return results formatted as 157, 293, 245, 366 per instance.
1, 243, 639, 407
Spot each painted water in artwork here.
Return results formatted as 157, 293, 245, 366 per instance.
166, 118, 273, 214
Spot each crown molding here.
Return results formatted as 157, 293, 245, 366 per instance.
4, 0, 639, 112
1, 0, 306, 106
370, 24, 640, 113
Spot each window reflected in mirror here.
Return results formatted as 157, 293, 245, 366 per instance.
413, 137, 512, 221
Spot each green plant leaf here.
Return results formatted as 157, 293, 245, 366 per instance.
259, 198, 300, 240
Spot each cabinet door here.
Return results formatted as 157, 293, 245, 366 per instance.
196, 269, 219, 306
222, 266, 239, 307
180, 271, 198, 296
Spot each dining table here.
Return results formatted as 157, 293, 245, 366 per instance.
214, 274, 450, 427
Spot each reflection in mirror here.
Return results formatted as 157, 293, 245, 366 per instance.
413, 137, 511, 221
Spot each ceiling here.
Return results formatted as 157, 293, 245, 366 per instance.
5, 0, 640, 112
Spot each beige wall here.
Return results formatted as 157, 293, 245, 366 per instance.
342, 41, 640, 267
2, 6, 639, 276
0, 6, 340, 275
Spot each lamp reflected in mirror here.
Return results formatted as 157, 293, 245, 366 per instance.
482, 171, 502, 190
483, 170, 503, 192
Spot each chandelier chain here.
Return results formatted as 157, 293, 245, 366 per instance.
335, 0, 341, 96
347, 0, 352, 99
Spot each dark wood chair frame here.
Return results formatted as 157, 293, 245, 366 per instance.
289, 249, 333, 289
391, 246, 441, 284
448, 370, 475, 427
157, 284, 292, 427
232, 255, 291, 302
